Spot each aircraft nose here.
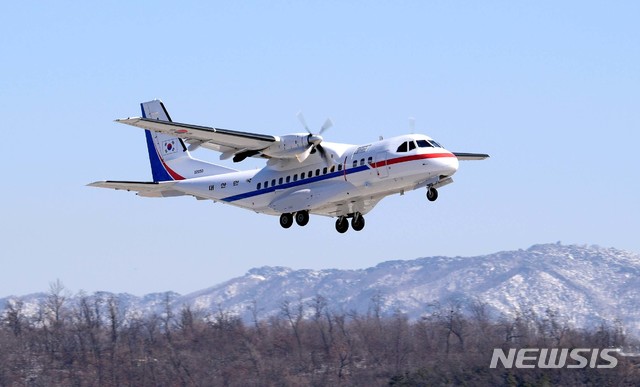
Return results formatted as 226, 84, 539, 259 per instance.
441, 153, 459, 175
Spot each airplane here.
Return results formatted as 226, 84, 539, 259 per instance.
89, 100, 489, 233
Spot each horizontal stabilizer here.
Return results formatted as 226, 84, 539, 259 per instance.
87, 180, 184, 198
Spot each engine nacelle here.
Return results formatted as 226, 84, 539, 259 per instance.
262, 133, 311, 158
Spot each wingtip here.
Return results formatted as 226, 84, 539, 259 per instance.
114, 117, 141, 123
452, 152, 490, 160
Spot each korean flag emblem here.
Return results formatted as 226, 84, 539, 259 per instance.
163, 139, 178, 155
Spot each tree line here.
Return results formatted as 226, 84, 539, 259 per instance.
1, 282, 638, 386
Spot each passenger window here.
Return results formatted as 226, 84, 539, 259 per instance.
257, 183, 261, 190
360, 158, 365, 166
323, 167, 328, 174
315, 169, 320, 176
293, 174, 298, 182
264, 181, 268, 188
367, 156, 373, 164
271, 179, 276, 186
353, 160, 357, 168
279, 177, 283, 185
286, 176, 291, 183
301, 172, 305, 179
408, 141, 416, 151
397, 142, 408, 152
309, 170, 313, 177
330, 165, 335, 173
338, 164, 342, 171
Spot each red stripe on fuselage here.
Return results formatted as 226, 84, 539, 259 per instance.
161, 159, 185, 180
370, 152, 455, 168
155, 147, 185, 181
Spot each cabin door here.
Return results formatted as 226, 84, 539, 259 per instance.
375, 152, 389, 178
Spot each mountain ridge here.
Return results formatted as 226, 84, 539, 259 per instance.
3, 243, 639, 335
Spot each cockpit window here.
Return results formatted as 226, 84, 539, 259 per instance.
429, 140, 443, 148
417, 139, 432, 148
396, 142, 408, 152
408, 141, 416, 151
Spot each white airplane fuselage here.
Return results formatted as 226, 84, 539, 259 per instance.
89, 100, 487, 233
174, 134, 459, 217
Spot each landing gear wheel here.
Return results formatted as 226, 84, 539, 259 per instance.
426, 187, 439, 202
295, 211, 309, 227
351, 213, 365, 231
279, 213, 294, 229
335, 217, 349, 233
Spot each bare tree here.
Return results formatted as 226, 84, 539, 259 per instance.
281, 298, 304, 361
2, 289, 640, 385
3, 299, 25, 337
45, 279, 68, 327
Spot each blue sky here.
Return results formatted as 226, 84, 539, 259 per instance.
1, 1, 638, 297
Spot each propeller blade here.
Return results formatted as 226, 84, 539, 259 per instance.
295, 145, 314, 163
294, 112, 334, 165
296, 112, 311, 134
317, 144, 334, 166
320, 118, 333, 134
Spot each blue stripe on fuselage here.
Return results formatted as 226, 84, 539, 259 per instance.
221, 164, 370, 202
142, 104, 174, 182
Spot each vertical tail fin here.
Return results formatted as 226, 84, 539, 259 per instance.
141, 100, 237, 182
142, 100, 186, 181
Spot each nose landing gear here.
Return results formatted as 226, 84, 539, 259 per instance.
426, 187, 438, 202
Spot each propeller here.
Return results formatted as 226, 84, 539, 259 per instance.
296, 112, 334, 164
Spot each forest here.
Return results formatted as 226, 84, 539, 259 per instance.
1, 283, 638, 386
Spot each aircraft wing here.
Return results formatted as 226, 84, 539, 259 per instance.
453, 152, 490, 161
116, 117, 276, 157
87, 180, 189, 198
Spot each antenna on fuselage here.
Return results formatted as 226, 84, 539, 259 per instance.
409, 117, 416, 134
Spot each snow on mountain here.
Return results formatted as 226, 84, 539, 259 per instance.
174, 244, 640, 334
3, 244, 640, 335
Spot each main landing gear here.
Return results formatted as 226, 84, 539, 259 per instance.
279, 213, 294, 228
280, 210, 366, 233
335, 217, 349, 233
280, 210, 310, 229
295, 211, 309, 226
335, 212, 365, 233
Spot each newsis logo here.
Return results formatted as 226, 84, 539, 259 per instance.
490, 348, 620, 369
